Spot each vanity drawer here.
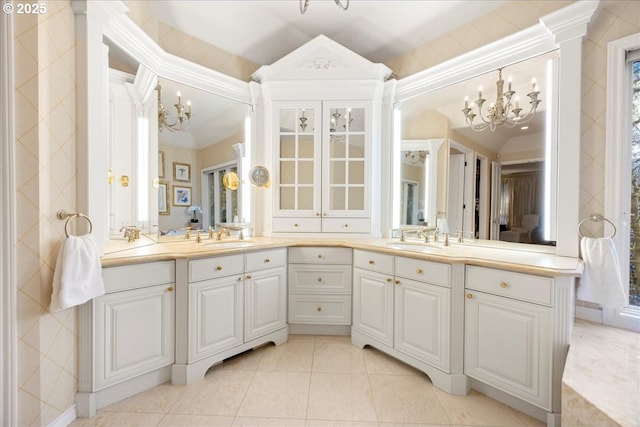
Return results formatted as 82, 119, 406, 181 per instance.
289, 265, 351, 294
288, 295, 352, 324
322, 218, 371, 233
272, 217, 321, 233
353, 250, 393, 275
103, 261, 175, 293
189, 254, 244, 283
245, 248, 286, 271
288, 247, 353, 264
395, 257, 450, 288
466, 266, 552, 306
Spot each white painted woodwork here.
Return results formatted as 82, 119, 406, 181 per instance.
466, 266, 553, 306
352, 268, 394, 346
188, 276, 243, 362
395, 256, 450, 287
394, 277, 451, 372
245, 248, 287, 271
288, 247, 353, 327
102, 260, 174, 293
464, 290, 552, 410
189, 254, 244, 282
352, 249, 394, 275
244, 266, 287, 341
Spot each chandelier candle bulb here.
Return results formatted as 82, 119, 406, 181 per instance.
478, 86, 482, 99
187, 100, 191, 114
507, 76, 512, 92
464, 96, 468, 108
531, 78, 536, 91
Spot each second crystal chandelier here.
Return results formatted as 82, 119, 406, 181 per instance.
299, 0, 349, 14
461, 68, 541, 132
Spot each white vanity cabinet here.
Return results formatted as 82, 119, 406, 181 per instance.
288, 247, 353, 332
173, 248, 288, 385
463, 265, 577, 425
77, 261, 176, 417
352, 249, 456, 392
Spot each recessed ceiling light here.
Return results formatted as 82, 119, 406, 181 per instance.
520, 126, 529, 130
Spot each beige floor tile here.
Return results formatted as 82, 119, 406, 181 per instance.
379, 424, 449, 427
158, 414, 234, 426
258, 342, 315, 372
68, 411, 164, 427
288, 334, 317, 343
314, 335, 352, 344
312, 340, 366, 373
237, 371, 311, 418
307, 420, 380, 427
219, 346, 268, 371
306, 373, 377, 422
433, 388, 527, 426
362, 348, 422, 376
170, 370, 254, 416
101, 383, 186, 414
369, 375, 451, 424
233, 417, 307, 426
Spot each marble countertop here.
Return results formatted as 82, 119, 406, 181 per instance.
562, 319, 640, 426
101, 236, 583, 277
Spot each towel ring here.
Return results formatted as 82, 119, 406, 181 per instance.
56, 210, 93, 237
577, 214, 616, 238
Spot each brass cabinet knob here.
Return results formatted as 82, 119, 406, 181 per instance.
216, 266, 222, 271
344, 223, 349, 228
416, 269, 423, 274
316, 212, 320, 216
466, 293, 473, 299
237, 277, 243, 282
386, 278, 392, 283
264, 258, 270, 263
395, 280, 400, 285
246, 275, 252, 280
323, 212, 327, 216
317, 277, 322, 282
294, 223, 299, 227
317, 306, 322, 312
167, 286, 174, 292
317, 254, 323, 259
369, 260, 375, 265
500, 282, 508, 288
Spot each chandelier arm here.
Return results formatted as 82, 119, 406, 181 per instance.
300, 0, 309, 14
335, 0, 349, 10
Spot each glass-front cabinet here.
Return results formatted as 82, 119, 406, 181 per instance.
273, 101, 371, 233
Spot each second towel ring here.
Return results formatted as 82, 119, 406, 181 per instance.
57, 210, 93, 237
577, 214, 616, 238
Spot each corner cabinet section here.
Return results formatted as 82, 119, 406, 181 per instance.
172, 248, 288, 385
273, 101, 372, 234
76, 261, 176, 418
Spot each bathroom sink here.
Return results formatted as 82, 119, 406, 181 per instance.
203, 240, 256, 249
385, 242, 442, 252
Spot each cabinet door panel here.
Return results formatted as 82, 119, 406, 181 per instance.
394, 278, 450, 372
465, 291, 552, 410
245, 267, 287, 341
189, 276, 243, 362
95, 284, 174, 390
352, 268, 393, 346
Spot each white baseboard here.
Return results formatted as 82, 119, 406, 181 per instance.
575, 305, 602, 323
47, 404, 77, 427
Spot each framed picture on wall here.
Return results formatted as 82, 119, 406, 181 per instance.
158, 180, 170, 215
159, 151, 165, 178
173, 162, 191, 182
173, 185, 192, 206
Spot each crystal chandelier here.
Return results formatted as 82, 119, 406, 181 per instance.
157, 84, 192, 132
300, 0, 349, 14
461, 68, 541, 132
404, 150, 427, 165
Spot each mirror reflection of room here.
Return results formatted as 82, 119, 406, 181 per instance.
399, 50, 557, 246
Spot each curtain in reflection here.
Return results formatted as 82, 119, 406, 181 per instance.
500, 174, 538, 228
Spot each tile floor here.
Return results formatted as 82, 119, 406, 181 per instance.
70, 335, 545, 427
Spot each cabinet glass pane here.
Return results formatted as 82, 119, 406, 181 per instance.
280, 135, 295, 158
348, 108, 365, 132
330, 187, 345, 210
299, 135, 314, 158
348, 135, 365, 158
280, 161, 295, 185
330, 137, 346, 157
330, 160, 346, 184
299, 187, 314, 210
329, 108, 347, 133
299, 108, 314, 132
299, 161, 314, 184
280, 187, 295, 210
280, 109, 296, 132
349, 161, 365, 184
349, 187, 365, 210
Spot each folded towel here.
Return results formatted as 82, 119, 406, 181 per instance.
578, 237, 627, 307
50, 234, 105, 312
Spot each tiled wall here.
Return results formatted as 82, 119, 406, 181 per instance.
14, 1, 77, 426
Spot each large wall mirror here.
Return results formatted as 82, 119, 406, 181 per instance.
394, 50, 559, 248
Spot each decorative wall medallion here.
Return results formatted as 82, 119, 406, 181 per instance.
301, 58, 340, 70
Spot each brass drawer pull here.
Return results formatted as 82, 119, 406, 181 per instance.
500, 282, 508, 288
264, 258, 270, 263
395, 280, 400, 285
416, 269, 423, 274
386, 278, 392, 283
216, 266, 222, 271
317, 277, 322, 282
167, 286, 174, 292
344, 223, 349, 228
317, 254, 323, 259
369, 260, 375, 265
237, 277, 243, 282
317, 306, 322, 312
294, 223, 299, 227
466, 293, 473, 299
246, 275, 252, 280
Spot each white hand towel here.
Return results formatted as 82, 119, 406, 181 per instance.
50, 234, 105, 312
578, 237, 627, 307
